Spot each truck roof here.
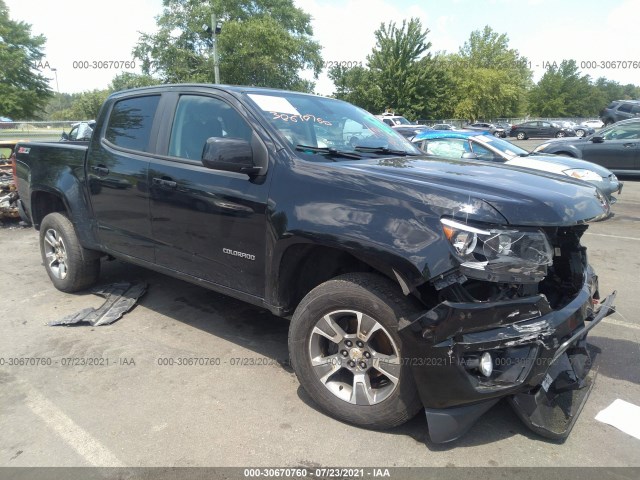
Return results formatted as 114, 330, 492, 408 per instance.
108, 83, 326, 100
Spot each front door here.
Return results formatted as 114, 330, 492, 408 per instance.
149, 93, 271, 298
581, 122, 640, 170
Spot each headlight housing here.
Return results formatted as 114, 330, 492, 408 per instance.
441, 218, 553, 283
563, 168, 603, 181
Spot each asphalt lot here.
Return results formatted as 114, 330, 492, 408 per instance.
0, 181, 638, 468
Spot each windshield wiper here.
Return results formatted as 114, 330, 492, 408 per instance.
353, 146, 413, 156
295, 145, 363, 160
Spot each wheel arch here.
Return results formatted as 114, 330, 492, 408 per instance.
30, 188, 71, 229
269, 241, 429, 315
551, 149, 580, 158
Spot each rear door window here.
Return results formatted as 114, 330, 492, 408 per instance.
617, 104, 633, 113
105, 95, 161, 152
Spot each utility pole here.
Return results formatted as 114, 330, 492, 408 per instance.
211, 13, 221, 84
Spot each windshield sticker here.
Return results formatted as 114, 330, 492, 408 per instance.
247, 94, 300, 115
269, 112, 332, 126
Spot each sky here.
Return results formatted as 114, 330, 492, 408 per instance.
5, 0, 640, 95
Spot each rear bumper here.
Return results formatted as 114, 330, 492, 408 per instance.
398, 266, 615, 443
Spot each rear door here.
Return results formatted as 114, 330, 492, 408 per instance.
148, 91, 271, 298
87, 94, 161, 261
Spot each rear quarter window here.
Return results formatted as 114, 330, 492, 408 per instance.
105, 95, 160, 152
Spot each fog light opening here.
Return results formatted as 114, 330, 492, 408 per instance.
480, 352, 493, 377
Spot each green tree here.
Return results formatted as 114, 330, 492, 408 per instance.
529, 60, 596, 116
592, 78, 640, 107
448, 26, 531, 120
330, 18, 447, 120
0, 0, 52, 119
133, 0, 322, 91
367, 18, 443, 119
109, 72, 160, 92
328, 65, 384, 114
70, 89, 110, 119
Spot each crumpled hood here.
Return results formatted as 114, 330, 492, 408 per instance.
341, 156, 610, 226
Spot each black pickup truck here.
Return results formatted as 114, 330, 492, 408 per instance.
15, 84, 616, 443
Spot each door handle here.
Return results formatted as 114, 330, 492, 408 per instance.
152, 177, 177, 189
91, 165, 109, 175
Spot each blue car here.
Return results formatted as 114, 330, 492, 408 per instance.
412, 130, 622, 202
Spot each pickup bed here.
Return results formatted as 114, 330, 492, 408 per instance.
15, 84, 616, 443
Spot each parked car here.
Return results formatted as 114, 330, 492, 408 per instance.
554, 121, 595, 138
412, 130, 622, 202
496, 122, 512, 131
392, 125, 430, 140
533, 118, 640, 176
581, 119, 604, 129
509, 121, 577, 139
600, 100, 640, 126
0, 116, 13, 129
15, 84, 615, 444
60, 120, 96, 142
464, 122, 506, 138
432, 123, 458, 130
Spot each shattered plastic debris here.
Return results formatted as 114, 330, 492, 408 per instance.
49, 282, 147, 326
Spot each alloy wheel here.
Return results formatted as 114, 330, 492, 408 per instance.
308, 309, 401, 406
43, 228, 68, 279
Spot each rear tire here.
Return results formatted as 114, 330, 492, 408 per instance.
556, 131, 566, 138
575, 129, 586, 138
288, 273, 423, 429
39, 212, 100, 292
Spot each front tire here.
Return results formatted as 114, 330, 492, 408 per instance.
288, 273, 423, 429
556, 131, 566, 138
575, 129, 586, 137
39, 212, 100, 292
516, 132, 527, 140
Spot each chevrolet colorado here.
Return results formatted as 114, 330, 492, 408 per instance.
15, 84, 616, 443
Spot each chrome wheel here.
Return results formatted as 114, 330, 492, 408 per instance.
556, 131, 566, 138
575, 129, 585, 137
308, 309, 400, 406
43, 228, 68, 279
516, 132, 526, 140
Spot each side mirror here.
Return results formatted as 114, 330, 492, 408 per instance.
60, 131, 69, 140
461, 152, 478, 159
591, 136, 604, 144
202, 137, 261, 175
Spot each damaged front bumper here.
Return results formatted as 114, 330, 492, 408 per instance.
398, 267, 616, 443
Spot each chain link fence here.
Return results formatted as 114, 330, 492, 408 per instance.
0, 121, 87, 141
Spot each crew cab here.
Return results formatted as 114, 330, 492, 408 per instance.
15, 84, 616, 443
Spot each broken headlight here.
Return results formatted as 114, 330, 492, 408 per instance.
441, 218, 553, 283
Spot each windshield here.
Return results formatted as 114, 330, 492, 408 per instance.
474, 135, 529, 158
245, 91, 421, 158
393, 117, 411, 125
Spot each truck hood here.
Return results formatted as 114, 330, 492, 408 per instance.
341, 156, 610, 226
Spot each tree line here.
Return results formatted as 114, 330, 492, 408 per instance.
330, 20, 640, 121
2, 0, 638, 121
